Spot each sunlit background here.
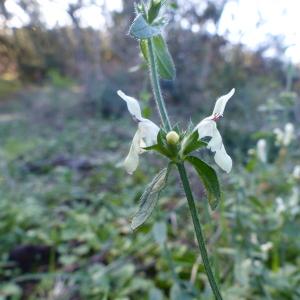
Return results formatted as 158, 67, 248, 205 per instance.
0, 0, 299, 299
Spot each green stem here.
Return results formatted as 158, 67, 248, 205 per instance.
177, 162, 223, 300
147, 38, 172, 131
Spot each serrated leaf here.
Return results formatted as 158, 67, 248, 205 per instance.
152, 35, 176, 80
129, 14, 162, 39
131, 167, 169, 230
186, 156, 221, 210
180, 130, 207, 157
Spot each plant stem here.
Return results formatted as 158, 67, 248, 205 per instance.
177, 162, 223, 300
146, 32, 222, 299
147, 38, 172, 131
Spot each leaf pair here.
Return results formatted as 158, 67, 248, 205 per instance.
129, 14, 176, 80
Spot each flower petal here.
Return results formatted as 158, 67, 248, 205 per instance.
212, 88, 235, 116
139, 119, 160, 147
117, 90, 142, 121
207, 127, 222, 152
195, 117, 215, 139
214, 144, 232, 173
257, 139, 267, 163
194, 118, 232, 172
124, 130, 141, 174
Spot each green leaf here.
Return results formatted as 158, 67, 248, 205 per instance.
140, 35, 176, 80
186, 156, 221, 210
153, 35, 176, 80
131, 167, 170, 230
143, 143, 172, 158
140, 39, 148, 62
129, 14, 162, 39
180, 130, 207, 157
148, 0, 167, 23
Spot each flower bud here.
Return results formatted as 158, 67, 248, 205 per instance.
166, 131, 180, 145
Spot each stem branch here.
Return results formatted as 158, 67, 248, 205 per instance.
177, 162, 223, 300
147, 38, 171, 131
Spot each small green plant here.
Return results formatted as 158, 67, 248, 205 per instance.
117, 1, 236, 299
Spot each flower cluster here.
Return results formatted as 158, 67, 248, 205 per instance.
273, 123, 295, 146
118, 89, 235, 174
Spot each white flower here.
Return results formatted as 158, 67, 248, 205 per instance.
257, 139, 267, 163
273, 128, 284, 145
118, 90, 159, 174
289, 187, 299, 215
293, 165, 300, 180
275, 197, 286, 214
274, 123, 295, 146
194, 89, 235, 173
260, 242, 273, 253
283, 123, 295, 146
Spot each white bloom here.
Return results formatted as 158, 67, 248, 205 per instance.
276, 197, 286, 214
289, 187, 299, 215
257, 139, 267, 163
118, 90, 159, 174
194, 88, 235, 173
273, 128, 284, 145
283, 123, 295, 146
274, 123, 295, 146
260, 242, 273, 253
293, 165, 300, 180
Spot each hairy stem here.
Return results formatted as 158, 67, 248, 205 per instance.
147, 38, 171, 131
177, 162, 223, 300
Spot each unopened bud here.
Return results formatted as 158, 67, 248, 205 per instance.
166, 131, 180, 145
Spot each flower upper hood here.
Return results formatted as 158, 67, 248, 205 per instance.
194, 89, 235, 173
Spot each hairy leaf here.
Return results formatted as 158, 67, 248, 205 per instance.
131, 167, 170, 230
140, 36, 176, 80
152, 35, 176, 80
129, 14, 161, 39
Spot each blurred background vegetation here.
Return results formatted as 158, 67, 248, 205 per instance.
0, 0, 299, 299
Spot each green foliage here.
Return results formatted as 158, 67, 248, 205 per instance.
148, 0, 167, 23
0, 85, 299, 299
131, 167, 169, 230
186, 156, 221, 210
129, 14, 162, 39
140, 35, 176, 80
0, 1, 300, 298
180, 130, 207, 157
151, 35, 176, 80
